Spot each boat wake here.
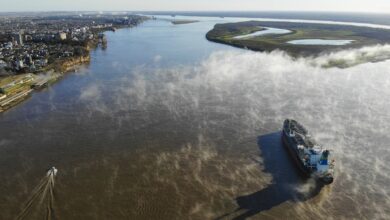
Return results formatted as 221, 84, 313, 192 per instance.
16, 167, 58, 220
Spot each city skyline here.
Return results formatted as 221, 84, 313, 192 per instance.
0, 0, 389, 13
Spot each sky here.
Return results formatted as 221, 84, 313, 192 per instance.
0, 0, 389, 13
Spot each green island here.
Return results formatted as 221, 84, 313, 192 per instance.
171, 20, 199, 25
206, 20, 390, 57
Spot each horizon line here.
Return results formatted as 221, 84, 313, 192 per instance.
0, 10, 389, 15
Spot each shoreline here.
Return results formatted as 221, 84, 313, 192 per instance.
0, 22, 148, 113
206, 20, 390, 59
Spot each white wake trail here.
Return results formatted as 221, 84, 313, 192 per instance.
16, 167, 58, 220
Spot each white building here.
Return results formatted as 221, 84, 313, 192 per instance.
58, 32, 67, 41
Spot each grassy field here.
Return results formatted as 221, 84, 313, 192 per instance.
0, 74, 35, 95
206, 21, 390, 56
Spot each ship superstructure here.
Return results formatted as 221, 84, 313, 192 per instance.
282, 119, 334, 184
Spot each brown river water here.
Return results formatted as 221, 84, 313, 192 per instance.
0, 16, 390, 219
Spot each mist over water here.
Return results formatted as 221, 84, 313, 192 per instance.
81, 48, 390, 218
0, 17, 390, 219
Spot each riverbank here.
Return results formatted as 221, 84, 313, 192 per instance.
0, 19, 149, 113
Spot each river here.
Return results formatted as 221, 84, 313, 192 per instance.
1, 16, 390, 219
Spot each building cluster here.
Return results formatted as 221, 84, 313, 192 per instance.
0, 12, 148, 112
0, 12, 148, 74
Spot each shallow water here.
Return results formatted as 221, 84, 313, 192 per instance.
288, 39, 354, 45
0, 16, 390, 220
233, 27, 292, 39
